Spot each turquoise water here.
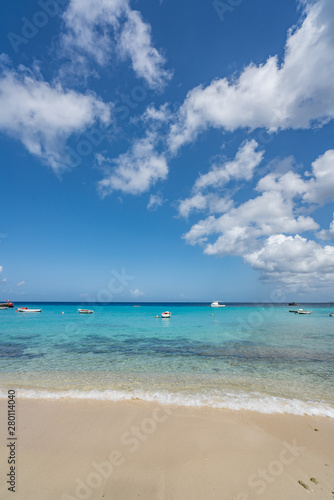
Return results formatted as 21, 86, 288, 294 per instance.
0, 303, 333, 416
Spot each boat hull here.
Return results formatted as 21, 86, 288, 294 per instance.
17, 308, 42, 313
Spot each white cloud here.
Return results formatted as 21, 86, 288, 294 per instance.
178, 193, 234, 218
256, 149, 334, 206
142, 104, 173, 124
245, 234, 334, 287
180, 146, 334, 289
147, 193, 164, 210
0, 64, 111, 172
16, 281, 26, 287
130, 288, 144, 297
97, 134, 168, 195
318, 213, 334, 240
178, 140, 263, 218
195, 139, 263, 191
179, 193, 210, 218
61, 0, 171, 89
168, 0, 334, 151
303, 149, 334, 204
117, 10, 172, 90
185, 191, 318, 254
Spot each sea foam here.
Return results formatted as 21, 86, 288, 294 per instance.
0, 387, 333, 418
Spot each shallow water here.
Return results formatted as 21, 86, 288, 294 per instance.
0, 303, 333, 416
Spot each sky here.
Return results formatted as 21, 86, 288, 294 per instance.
0, 0, 334, 302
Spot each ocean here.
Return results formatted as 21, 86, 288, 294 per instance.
0, 302, 333, 417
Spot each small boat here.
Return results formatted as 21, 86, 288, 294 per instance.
0, 301, 14, 308
297, 309, 312, 315
0, 305, 9, 310
78, 309, 94, 314
161, 311, 171, 318
210, 301, 225, 308
288, 302, 298, 306
329, 313, 334, 317
17, 307, 42, 313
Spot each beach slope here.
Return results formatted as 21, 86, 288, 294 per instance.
0, 399, 333, 499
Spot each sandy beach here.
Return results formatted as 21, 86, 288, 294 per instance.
0, 398, 333, 500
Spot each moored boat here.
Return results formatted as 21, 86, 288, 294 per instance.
297, 309, 312, 315
78, 309, 94, 314
0, 300, 14, 308
17, 307, 42, 313
210, 301, 225, 308
161, 311, 171, 318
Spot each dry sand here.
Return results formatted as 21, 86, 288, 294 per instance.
0, 398, 333, 499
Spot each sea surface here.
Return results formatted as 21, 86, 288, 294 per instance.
0, 302, 333, 417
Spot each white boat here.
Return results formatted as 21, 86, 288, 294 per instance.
329, 313, 334, 317
78, 309, 94, 314
297, 309, 312, 315
17, 307, 42, 313
210, 301, 225, 308
0, 306, 9, 310
161, 311, 171, 318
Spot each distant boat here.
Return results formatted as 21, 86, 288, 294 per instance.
161, 311, 171, 318
297, 309, 312, 315
210, 301, 225, 308
289, 309, 312, 314
288, 302, 298, 306
78, 309, 94, 314
0, 300, 14, 308
17, 307, 42, 313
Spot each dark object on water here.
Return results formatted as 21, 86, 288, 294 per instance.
288, 302, 298, 306
298, 480, 310, 490
0, 300, 14, 308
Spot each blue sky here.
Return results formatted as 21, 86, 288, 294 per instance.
0, 0, 334, 302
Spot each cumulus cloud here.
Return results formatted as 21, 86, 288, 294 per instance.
185, 191, 318, 253
97, 133, 168, 196
194, 139, 264, 191
0, 64, 111, 172
61, 0, 171, 89
256, 149, 334, 206
168, 0, 334, 151
318, 214, 334, 240
141, 103, 173, 124
147, 193, 164, 210
178, 140, 263, 218
180, 145, 334, 288
245, 234, 334, 287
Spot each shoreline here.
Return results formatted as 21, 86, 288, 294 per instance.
0, 384, 333, 418
0, 398, 333, 499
